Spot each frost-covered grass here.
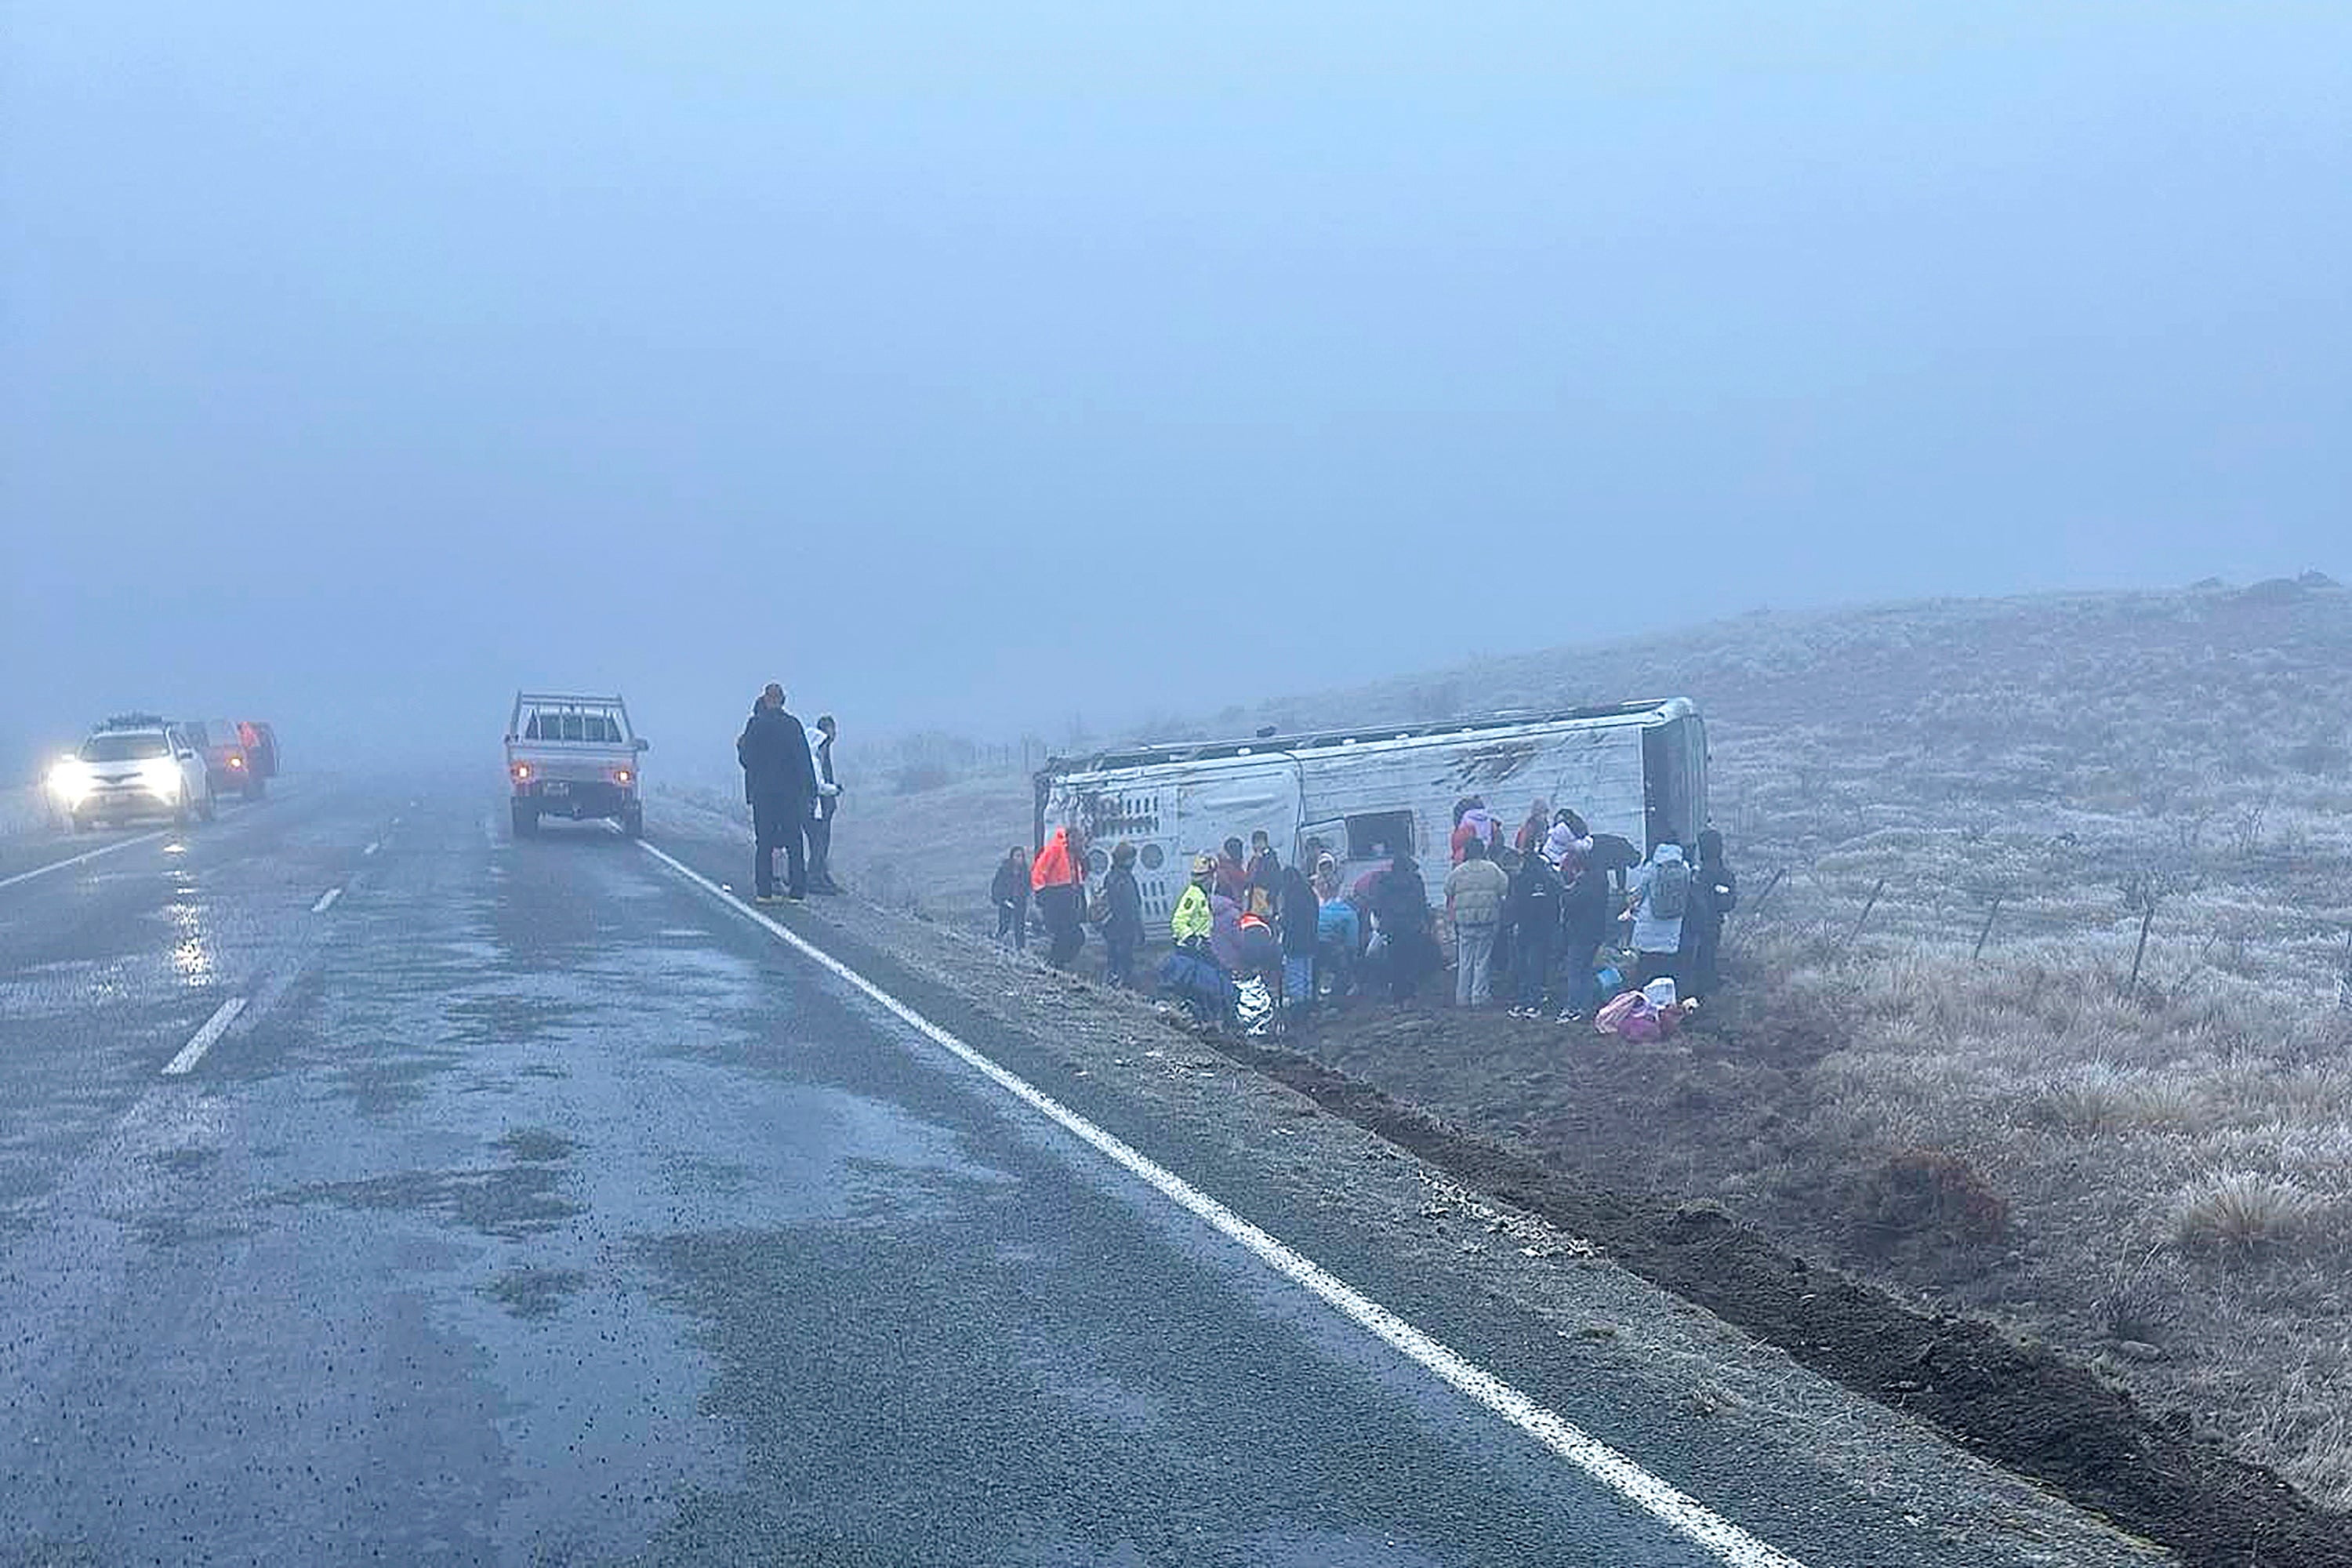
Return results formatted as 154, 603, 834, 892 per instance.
751, 577, 2352, 1504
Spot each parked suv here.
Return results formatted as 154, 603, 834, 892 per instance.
48, 715, 214, 829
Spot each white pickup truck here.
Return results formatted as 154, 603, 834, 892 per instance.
504, 691, 648, 837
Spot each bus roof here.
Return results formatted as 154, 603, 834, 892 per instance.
1043, 698, 1696, 777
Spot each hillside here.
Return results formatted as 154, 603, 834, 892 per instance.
829, 576, 2352, 968
752, 576, 2352, 1515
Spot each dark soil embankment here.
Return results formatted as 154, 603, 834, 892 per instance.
1191, 1025, 2352, 1568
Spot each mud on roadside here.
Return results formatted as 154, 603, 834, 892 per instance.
782, 888, 2346, 1568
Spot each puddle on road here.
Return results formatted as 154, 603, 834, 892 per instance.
483, 1265, 590, 1320
279, 1158, 586, 1241
495, 1127, 577, 1163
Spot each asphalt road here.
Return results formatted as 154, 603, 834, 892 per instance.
0, 780, 2161, 1567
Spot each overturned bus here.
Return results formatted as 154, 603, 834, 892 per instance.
1034, 698, 1708, 931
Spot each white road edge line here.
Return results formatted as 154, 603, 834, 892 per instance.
634, 838, 1804, 1568
162, 996, 246, 1076
311, 886, 343, 914
0, 830, 170, 892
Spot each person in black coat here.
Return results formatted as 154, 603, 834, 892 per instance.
1504, 850, 1565, 1015
1370, 854, 1435, 1001
1557, 855, 1614, 1020
1680, 827, 1739, 999
736, 684, 817, 902
1277, 863, 1319, 1018
1099, 842, 1146, 987
991, 847, 1031, 950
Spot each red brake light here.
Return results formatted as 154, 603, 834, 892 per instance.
229, 755, 244, 768
513, 763, 531, 781
616, 768, 633, 785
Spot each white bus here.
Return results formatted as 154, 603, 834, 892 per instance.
1034, 698, 1708, 930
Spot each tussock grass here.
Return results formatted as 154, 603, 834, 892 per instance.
2172, 1171, 2328, 1254
760, 579, 2352, 1508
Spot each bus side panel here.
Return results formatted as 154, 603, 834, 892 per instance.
1044, 758, 1297, 930
1522, 728, 1647, 850
1292, 725, 1649, 907
1173, 761, 1300, 878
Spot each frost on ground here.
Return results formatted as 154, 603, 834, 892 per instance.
687, 575, 2352, 1514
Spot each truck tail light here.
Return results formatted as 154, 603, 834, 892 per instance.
615, 768, 633, 785
512, 763, 531, 782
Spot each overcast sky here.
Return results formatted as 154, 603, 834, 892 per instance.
5, 2, 2347, 778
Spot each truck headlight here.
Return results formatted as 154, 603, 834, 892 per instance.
140, 758, 182, 799
48, 757, 91, 805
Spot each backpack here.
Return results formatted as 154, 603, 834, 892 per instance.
1648, 859, 1690, 920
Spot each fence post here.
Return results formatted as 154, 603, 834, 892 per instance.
1843, 877, 1886, 946
1973, 895, 2004, 962
2126, 900, 2158, 994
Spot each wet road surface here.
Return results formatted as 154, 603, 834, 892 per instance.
0, 782, 2150, 1566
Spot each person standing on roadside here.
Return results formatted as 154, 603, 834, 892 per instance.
1214, 837, 1250, 906
1625, 837, 1691, 991
1679, 827, 1739, 999
1313, 869, 1360, 1004
1370, 851, 1434, 1001
1445, 837, 1509, 1008
1245, 830, 1282, 921
1556, 851, 1613, 1022
1031, 822, 1089, 969
1515, 797, 1552, 857
1278, 861, 1319, 1019
992, 847, 1031, 950
805, 714, 845, 895
736, 683, 817, 903
1504, 843, 1565, 1018
1172, 854, 1216, 953
1099, 841, 1145, 987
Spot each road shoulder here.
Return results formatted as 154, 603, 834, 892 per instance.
641, 815, 2176, 1568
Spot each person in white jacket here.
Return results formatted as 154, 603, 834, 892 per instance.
1624, 839, 1690, 990
805, 714, 845, 895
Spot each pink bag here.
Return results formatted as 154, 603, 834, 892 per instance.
1593, 991, 1647, 1036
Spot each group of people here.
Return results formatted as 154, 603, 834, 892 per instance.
992, 792, 1738, 1033
735, 683, 845, 903
1441, 797, 1739, 1022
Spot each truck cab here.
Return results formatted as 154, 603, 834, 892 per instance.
504, 691, 648, 837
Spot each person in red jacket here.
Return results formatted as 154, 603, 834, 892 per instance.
1031, 823, 1090, 969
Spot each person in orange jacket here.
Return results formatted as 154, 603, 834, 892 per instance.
1031, 822, 1090, 969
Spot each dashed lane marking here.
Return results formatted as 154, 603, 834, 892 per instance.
162, 996, 246, 1076
0, 831, 170, 892
310, 887, 343, 913
362, 840, 381, 857
634, 837, 1805, 1568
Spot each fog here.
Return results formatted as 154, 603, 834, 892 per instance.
5, 2, 2347, 781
